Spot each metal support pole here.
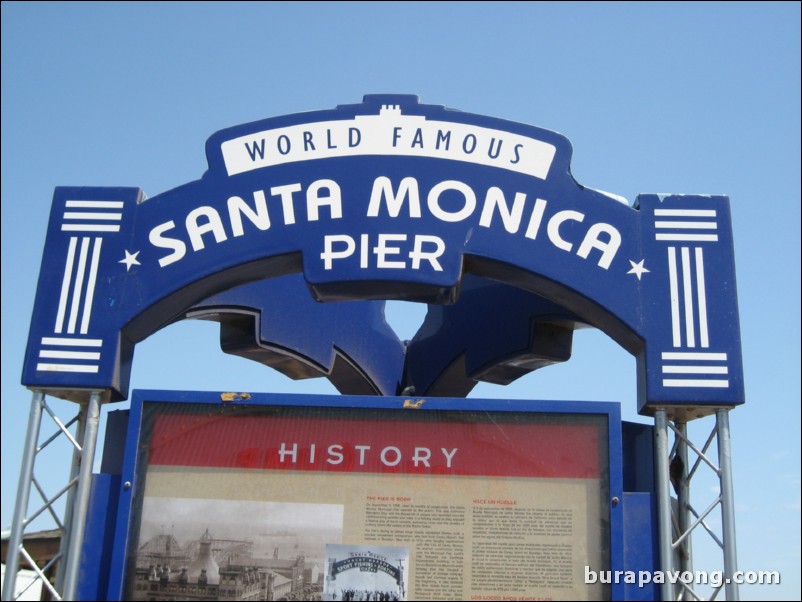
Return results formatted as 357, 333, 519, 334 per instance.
716, 408, 739, 601
60, 391, 102, 601
675, 422, 693, 581
54, 404, 87, 591
2, 391, 45, 602
654, 409, 676, 602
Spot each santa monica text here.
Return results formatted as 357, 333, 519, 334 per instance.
148, 176, 622, 272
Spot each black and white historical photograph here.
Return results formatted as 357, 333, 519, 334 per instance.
323, 544, 409, 602
128, 497, 344, 601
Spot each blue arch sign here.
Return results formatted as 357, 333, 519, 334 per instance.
22, 95, 743, 414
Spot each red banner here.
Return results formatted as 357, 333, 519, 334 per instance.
147, 412, 602, 478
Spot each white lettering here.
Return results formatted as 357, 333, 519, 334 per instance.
278, 442, 298, 463
409, 235, 445, 271
380, 446, 402, 467
355, 445, 371, 466
412, 447, 432, 467
374, 234, 407, 269
367, 176, 421, 218
306, 179, 342, 221
270, 183, 302, 225
548, 210, 585, 252
321, 233, 446, 271
428, 180, 476, 222
576, 222, 621, 269
327, 444, 344, 465
227, 191, 270, 237
524, 198, 548, 239
588, 568, 781, 588
479, 187, 527, 233
186, 206, 227, 252
441, 447, 458, 468
146, 176, 622, 274
321, 235, 356, 270
360, 233, 369, 268
149, 221, 187, 267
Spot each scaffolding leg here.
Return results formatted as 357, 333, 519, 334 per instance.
54, 404, 87, 592
655, 408, 740, 601
675, 421, 693, 599
654, 409, 676, 601
2, 391, 45, 602
60, 391, 102, 601
717, 409, 739, 601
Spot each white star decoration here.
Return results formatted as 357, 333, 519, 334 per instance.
627, 259, 650, 280
119, 250, 141, 272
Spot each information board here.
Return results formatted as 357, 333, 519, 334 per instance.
108, 391, 624, 601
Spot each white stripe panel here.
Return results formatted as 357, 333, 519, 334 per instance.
63, 212, 123, 221
656, 234, 719, 242
61, 224, 121, 232
41, 337, 103, 347
80, 238, 103, 334
667, 247, 681, 347
663, 379, 729, 388
39, 350, 102, 360
662, 366, 729, 374
661, 352, 727, 361
681, 247, 695, 347
65, 200, 125, 208
654, 221, 717, 229
695, 247, 709, 348
55, 237, 78, 334
36, 363, 99, 373
67, 238, 90, 334
654, 209, 717, 217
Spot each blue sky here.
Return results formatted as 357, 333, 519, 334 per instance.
1, 2, 799, 599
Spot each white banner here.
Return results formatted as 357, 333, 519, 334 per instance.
221, 105, 556, 180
